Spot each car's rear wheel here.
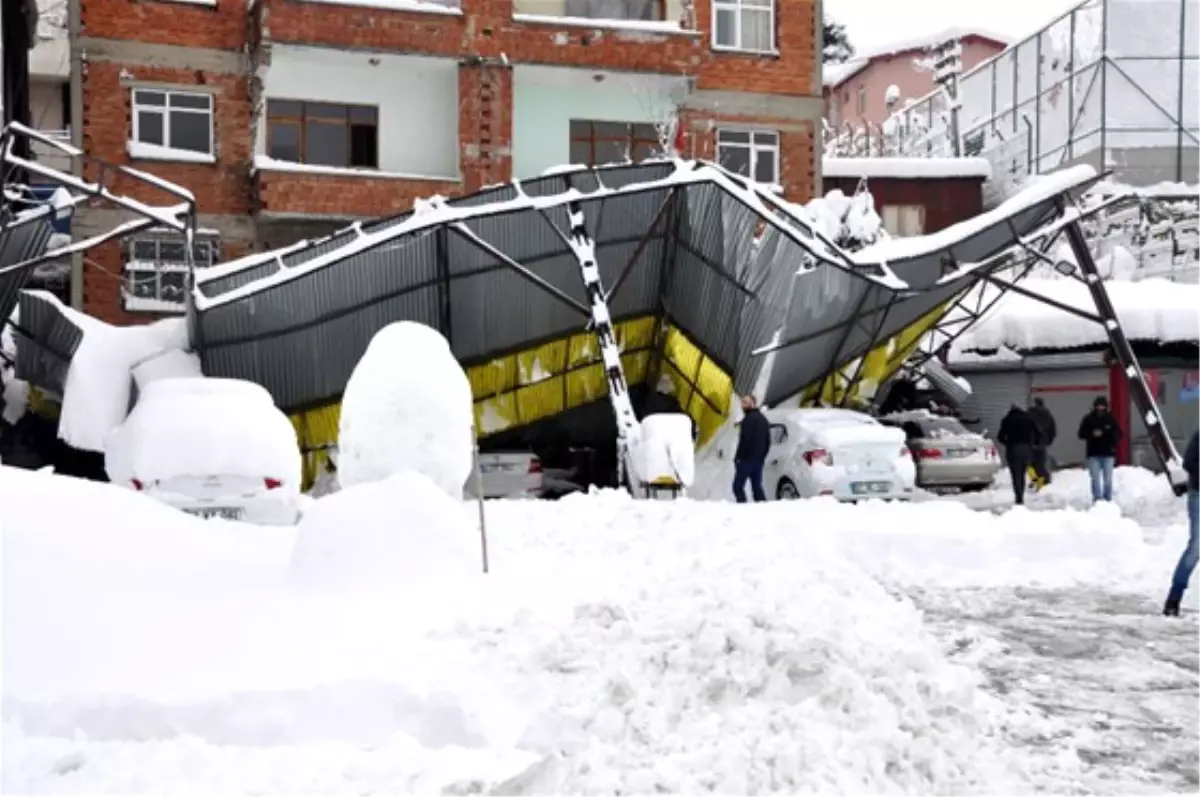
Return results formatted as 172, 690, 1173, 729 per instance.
777, 478, 800, 501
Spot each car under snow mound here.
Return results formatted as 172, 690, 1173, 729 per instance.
105, 377, 302, 525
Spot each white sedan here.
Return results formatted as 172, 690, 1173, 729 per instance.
105, 377, 303, 525
762, 408, 917, 501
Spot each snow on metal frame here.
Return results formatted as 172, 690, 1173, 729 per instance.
189, 159, 1103, 415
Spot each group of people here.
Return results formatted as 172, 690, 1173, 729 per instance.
997, 396, 1121, 506
970, 395, 1200, 618
730, 390, 1199, 617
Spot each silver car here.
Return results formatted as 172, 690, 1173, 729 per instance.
880, 412, 1001, 492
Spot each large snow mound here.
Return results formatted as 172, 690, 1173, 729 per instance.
289, 469, 480, 592
2, 463, 1191, 793
105, 377, 301, 488
338, 322, 473, 497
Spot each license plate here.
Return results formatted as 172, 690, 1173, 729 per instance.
944, 448, 973, 459
851, 481, 891, 495
187, 507, 245, 521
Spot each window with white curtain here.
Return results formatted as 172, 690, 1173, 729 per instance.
711, 0, 774, 53
882, 205, 925, 237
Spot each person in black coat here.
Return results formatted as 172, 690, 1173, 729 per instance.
1028, 397, 1057, 485
1164, 431, 1199, 617
997, 403, 1041, 506
1077, 396, 1122, 503
733, 394, 771, 503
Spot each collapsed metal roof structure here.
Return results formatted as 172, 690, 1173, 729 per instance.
1, 121, 1189, 492
0, 122, 196, 392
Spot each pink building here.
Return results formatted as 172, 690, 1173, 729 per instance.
824, 29, 1009, 129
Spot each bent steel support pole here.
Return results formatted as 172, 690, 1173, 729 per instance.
1061, 216, 1187, 491
565, 199, 640, 493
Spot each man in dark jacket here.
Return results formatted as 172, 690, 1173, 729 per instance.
1164, 431, 1199, 617
733, 394, 771, 503
1028, 397, 1057, 486
997, 403, 1041, 506
1078, 396, 1122, 503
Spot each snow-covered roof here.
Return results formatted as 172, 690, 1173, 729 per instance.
181, 158, 1099, 421
951, 278, 1200, 355
823, 27, 1012, 88
823, 157, 992, 180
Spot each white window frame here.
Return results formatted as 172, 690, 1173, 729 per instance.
711, 0, 775, 54
715, 128, 780, 187
124, 232, 219, 314
130, 88, 215, 156
881, 204, 925, 238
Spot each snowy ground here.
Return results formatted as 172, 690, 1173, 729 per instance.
2, 464, 1196, 795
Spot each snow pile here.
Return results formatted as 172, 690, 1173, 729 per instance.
289, 470, 480, 592
800, 188, 887, 251
631, 412, 695, 487
126, 140, 217, 164
27, 291, 193, 453
2, 462, 1192, 793
337, 322, 474, 497
952, 277, 1200, 352
132, 348, 203, 392
105, 377, 301, 487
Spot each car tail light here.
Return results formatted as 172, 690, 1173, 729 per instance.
130, 478, 144, 491
900, 447, 912, 458
803, 448, 832, 466
988, 446, 998, 459
914, 448, 944, 460
264, 478, 283, 490
527, 458, 543, 475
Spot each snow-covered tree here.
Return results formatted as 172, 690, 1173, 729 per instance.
823, 18, 854, 64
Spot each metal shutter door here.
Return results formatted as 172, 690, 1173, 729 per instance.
959, 370, 1030, 453
1030, 366, 1109, 469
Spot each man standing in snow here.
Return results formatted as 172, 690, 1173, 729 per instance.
997, 403, 1040, 506
1164, 431, 1199, 617
1077, 397, 1121, 503
732, 394, 770, 504
1028, 397, 1057, 486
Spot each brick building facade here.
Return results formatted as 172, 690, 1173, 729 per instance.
68, 0, 823, 325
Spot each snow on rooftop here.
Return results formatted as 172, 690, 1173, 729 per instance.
194, 159, 906, 311
823, 157, 992, 180
822, 27, 1011, 87
952, 277, 1200, 354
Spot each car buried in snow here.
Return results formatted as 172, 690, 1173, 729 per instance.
105, 377, 303, 525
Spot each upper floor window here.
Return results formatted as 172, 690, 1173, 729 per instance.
712, 0, 774, 53
716, 128, 779, 185
857, 87, 867, 115
562, 0, 666, 20
131, 89, 213, 156
569, 120, 662, 166
124, 232, 219, 314
266, 100, 379, 170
